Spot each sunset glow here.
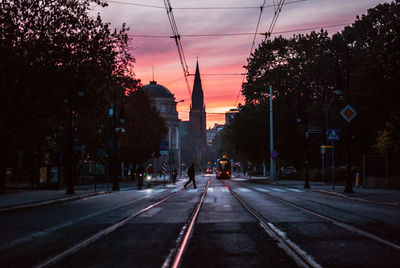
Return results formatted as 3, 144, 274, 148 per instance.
95, 0, 388, 128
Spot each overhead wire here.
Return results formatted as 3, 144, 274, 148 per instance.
163, 0, 192, 98
128, 23, 353, 38
107, 0, 306, 10
234, 0, 267, 107
234, 0, 288, 107
265, 0, 286, 41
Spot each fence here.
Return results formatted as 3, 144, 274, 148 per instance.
363, 153, 400, 188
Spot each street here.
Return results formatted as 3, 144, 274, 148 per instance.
1, 174, 399, 267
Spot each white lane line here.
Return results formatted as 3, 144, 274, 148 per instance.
187, 189, 198, 193
208, 188, 214, 193
239, 188, 251, 192
271, 188, 286, 192
220, 188, 229, 192
171, 189, 180, 192
287, 188, 303, 192
138, 207, 163, 217
255, 188, 270, 193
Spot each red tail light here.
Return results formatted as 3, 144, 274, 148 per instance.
219, 172, 222, 174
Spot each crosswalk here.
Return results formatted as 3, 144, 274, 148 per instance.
129, 187, 304, 194
205, 187, 304, 193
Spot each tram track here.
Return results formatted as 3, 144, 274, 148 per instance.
34, 179, 211, 268
220, 180, 321, 268
34, 188, 184, 267
0, 189, 171, 252
162, 179, 210, 268
227, 180, 400, 253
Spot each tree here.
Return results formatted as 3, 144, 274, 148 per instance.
0, 0, 137, 192
119, 89, 167, 167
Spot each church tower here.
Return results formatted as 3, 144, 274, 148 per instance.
189, 60, 207, 161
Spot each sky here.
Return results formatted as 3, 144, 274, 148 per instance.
93, 0, 389, 128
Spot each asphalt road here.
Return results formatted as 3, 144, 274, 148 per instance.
0, 174, 399, 267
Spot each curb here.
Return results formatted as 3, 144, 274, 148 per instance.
312, 189, 400, 208
0, 191, 110, 213
260, 179, 400, 208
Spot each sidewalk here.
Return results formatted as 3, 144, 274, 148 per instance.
247, 176, 400, 207
0, 177, 183, 213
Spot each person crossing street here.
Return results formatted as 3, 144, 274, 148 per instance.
184, 163, 197, 189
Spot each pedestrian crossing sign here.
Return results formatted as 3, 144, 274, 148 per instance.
327, 129, 340, 141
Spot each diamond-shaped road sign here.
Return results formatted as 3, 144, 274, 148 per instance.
327, 129, 340, 141
340, 104, 357, 122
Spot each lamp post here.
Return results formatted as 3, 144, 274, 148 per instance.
344, 48, 354, 193
109, 86, 125, 191
304, 130, 310, 189
65, 98, 75, 194
269, 85, 275, 181
177, 99, 184, 177
65, 65, 83, 195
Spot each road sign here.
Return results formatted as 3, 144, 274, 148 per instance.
270, 150, 278, 159
321, 145, 332, 149
340, 105, 357, 122
327, 129, 340, 141
307, 127, 321, 134
160, 140, 169, 155
160, 140, 169, 151
321, 145, 332, 155
162, 162, 168, 175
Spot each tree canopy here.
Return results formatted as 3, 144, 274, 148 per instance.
221, 1, 400, 171
0, 0, 159, 191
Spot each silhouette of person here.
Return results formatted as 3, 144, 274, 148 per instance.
171, 168, 177, 184
184, 163, 197, 189
136, 165, 144, 190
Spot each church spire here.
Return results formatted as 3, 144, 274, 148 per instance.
191, 60, 204, 110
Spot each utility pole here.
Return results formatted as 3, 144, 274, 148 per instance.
269, 85, 275, 181
322, 87, 328, 182
344, 49, 354, 193
65, 99, 75, 194
304, 130, 310, 189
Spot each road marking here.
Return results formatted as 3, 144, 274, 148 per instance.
255, 187, 270, 192
187, 189, 198, 193
138, 207, 163, 217
271, 188, 286, 192
220, 188, 229, 192
208, 188, 214, 193
239, 188, 251, 192
287, 188, 303, 192
171, 188, 180, 192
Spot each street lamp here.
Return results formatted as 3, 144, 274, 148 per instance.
177, 99, 184, 177
108, 86, 125, 191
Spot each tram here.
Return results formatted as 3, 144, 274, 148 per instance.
216, 155, 231, 179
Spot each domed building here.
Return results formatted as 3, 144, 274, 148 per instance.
143, 81, 181, 174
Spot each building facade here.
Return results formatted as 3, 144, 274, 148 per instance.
143, 81, 181, 174
180, 61, 208, 169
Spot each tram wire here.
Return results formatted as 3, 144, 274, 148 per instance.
107, 0, 306, 10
